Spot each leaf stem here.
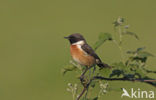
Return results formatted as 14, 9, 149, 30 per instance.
113, 40, 124, 64
118, 25, 123, 44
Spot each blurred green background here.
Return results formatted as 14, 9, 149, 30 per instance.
0, 0, 156, 100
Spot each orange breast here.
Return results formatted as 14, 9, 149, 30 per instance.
70, 45, 95, 67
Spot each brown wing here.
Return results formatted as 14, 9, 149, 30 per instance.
81, 44, 102, 62
81, 44, 110, 68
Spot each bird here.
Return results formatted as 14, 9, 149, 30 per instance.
64, 33, 110, 76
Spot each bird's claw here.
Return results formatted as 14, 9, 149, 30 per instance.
80, 75, 84, 82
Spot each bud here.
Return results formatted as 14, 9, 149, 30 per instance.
68, 83, 72, 87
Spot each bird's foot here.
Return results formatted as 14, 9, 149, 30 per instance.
80, 75, 84, 82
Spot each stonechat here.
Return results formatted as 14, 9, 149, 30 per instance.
64, 33, 110, 69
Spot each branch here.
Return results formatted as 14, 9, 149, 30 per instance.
76, 87, 87, 100
76, 68, 156, 100
93, 76, 156, 87
76, 77, 93, 100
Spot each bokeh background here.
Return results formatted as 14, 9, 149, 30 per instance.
0, 0, 156, 100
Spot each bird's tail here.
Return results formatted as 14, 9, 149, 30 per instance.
97, 62, 112, 69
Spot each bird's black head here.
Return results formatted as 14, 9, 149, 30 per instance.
64, 33, 86, 44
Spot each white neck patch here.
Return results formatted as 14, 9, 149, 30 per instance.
72, 40, 85, 45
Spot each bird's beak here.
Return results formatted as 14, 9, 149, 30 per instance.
64, 36, 69, 39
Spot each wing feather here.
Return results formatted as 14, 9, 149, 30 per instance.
81, 44, 110, 68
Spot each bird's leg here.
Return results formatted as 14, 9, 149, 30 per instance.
88, 66, 96, 82
80, 67, 88, 82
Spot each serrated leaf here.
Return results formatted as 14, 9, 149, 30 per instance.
93, 33, 112, 50
123, 31, 139, 40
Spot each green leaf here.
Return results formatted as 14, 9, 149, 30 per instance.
137, 51, 154, 58
126, 47, 154, 63
136, 47, 145, 52
61, 65, 77, 75
99, 68, 112, 78
90, 80, 97, 88
112, 62, 126, 69
123, 31, 139, 40
127, 47, 145, 54
109, 69, 124, 78
132, 56, 147, 63
131, 51, 154, 63
113, 21, 120, 27
142, 68, 156, 74
135, 68, 145, 78
93, 33, 112, 50
110, 62, 134, 78
123, 74, 135, 79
